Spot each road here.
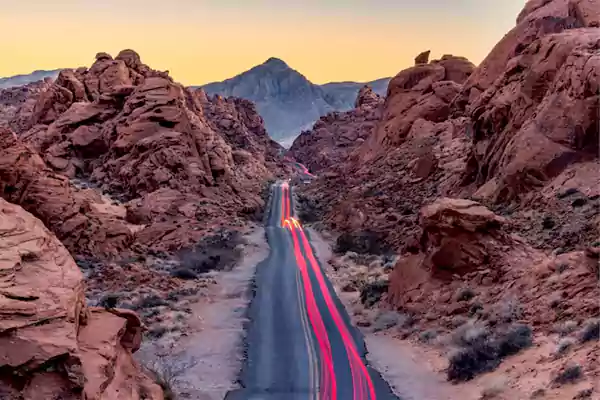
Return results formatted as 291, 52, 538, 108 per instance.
226, 180, 398, 400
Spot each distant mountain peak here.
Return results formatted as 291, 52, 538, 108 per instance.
262, 57, 289, 68
201, 60, 389, 144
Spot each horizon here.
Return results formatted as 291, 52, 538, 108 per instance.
0, 1, 526, 85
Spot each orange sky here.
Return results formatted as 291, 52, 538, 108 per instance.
0, 0, 526, 85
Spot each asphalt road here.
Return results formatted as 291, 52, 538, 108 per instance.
226, 180, 398, 400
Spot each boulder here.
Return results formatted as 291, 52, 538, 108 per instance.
414, 50, 431, 65
355, 85, 383, 109
0, 198, 162, 399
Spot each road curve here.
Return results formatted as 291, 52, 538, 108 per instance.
226, 180, 399, 400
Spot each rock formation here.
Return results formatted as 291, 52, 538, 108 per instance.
292, 0, 600, 253
387, 198, 599, 332
1, 49, 286, 254
289, 85, 383, 173
0, 198, 162, 399
0, 128, 134, 257
290, 0, 600, 353
0, 79, 52, 130
414, 50, 431, 65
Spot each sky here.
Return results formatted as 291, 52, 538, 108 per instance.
0, 0, 526, 85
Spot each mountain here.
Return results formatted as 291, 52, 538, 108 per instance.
0, 69, 61, 89
201, 58, 389, 146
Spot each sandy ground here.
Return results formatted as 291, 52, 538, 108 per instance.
306, 227, 599, 400
136, 226, 269, 400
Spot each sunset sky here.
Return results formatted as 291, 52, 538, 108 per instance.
0, 0, 526, 85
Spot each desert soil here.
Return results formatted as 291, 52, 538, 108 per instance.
136, 226, 269, 400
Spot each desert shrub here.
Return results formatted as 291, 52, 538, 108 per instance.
136, 295, 169, 310
552, 320, 579, 337
554, 338, 575, 357
373, 311, 407, 332
579, 319, 599, 343
447, 323, 533, 382
166, 288, 200, 302
335, 230, 387, 255
147, 326, 169, 339
530, 388, 546, 398
177, 230, 244, 274
296, 193, 322, 223
448, 340, 501, 381
455, 287, 476, 302
142, 354, 197, 400
142, 308, 161, 320
452, 321, 490, 347
573, 388, 594, 399
480, 379, 506, 399
98, 293, 120, 309
419, 329, 439, 343
552, 364, 582, 386
74, 256, 103, 277
469, 302, 484, 317
496, 323, 533, 358
496, 296, 523, 323
170, 268, 198, 280
359, 279, 389, 307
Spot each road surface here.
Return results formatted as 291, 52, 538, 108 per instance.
226, 180, 398, 400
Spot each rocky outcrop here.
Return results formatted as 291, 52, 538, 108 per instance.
289, 86, 384, 173
294, 52, 475, 250
3, 50, 285, 254
0, 128, 134, 257
294, 0, 600, 253
354, 85, 382, 109
387, 198, 599, 331
0, 79, 52, 130
365, 55, 475, 153
0, 198, 162, 399
414, 50, 431, 65
463, 28, 600, 204
453, 0, 600, 113
417, 198, 507, 277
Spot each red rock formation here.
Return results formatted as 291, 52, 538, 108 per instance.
453, 0, 600, 113
0, 128, 134, 257
0, 79, 52, 130
365, 55, 474, 153
414, 50, 431, 65
2, 50, 285, 253
387, 198, 599, 332
289, 85, 383, 173
0, 198, 162, 399
463, 28, 600, 204
294, 0, 600, 253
